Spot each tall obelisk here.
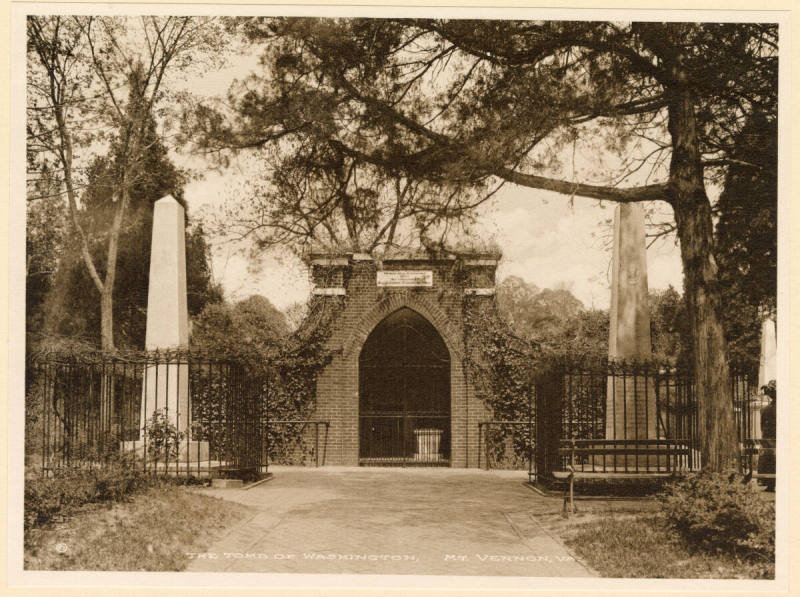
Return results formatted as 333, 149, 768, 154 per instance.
605, 203, 656, 440
131, 195, 206, 461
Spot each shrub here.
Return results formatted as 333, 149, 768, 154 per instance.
145, 408, 184, 464
24, 459, 151, 532
660, 471, 775, 561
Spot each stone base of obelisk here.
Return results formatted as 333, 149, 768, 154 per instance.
605, 375, 658, 441
120, 439, 209, 463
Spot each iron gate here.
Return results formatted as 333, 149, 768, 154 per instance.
358, 308, 451, 466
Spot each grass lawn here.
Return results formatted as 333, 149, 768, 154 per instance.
25, 484, 253, 571
540, 505, 774, 579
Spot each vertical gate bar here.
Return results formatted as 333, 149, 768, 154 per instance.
623, 368, 628, 472
264, 370, 272, 471
639, 367, 645, 472
315, 422, 320, 468
56, 364, 61, 470
47, 363, 52, 474
142, 353, 149, 474
529, 388, 533, 481
48, 362, 54, 474
611, 366, 617, 448
227, 361, 233, 470
187, 354, 192, 479
567, 372, 573, 445
208, 360, 213, 470
42, 363, 48, 474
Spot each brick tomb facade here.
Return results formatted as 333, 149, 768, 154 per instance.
309, 252, 499, 467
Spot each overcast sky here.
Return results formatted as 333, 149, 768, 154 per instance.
183, 169, 684, 312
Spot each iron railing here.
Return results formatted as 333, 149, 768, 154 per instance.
27, 351, 268, 479
359, 413, 450, 467
481, 361, 762, 480
553, 363, 698, 474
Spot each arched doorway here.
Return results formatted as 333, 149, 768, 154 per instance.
359, 307, 451, 466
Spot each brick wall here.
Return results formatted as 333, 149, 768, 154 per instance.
309, 253, 498, 467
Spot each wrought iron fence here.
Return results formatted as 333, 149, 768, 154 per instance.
27, 351, 268, 479
478, 360, 761, 480
731, 364, 766, 475
551, 361, 761, 477
359, 413, 450, 467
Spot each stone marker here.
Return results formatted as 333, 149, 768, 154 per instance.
123, 195, 207, 462
758, 317, 777, 389
753, 317, 777, 439
605, 203, 656, 441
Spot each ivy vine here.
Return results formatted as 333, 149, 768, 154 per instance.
462, 293, 539, 467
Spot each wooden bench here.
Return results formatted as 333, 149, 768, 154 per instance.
554, 439, 693, 514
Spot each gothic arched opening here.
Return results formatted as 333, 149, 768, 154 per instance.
358, 307, 451, 466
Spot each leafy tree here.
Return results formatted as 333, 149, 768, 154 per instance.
496, 275, 607, 358
496, 276, 588, 350
41, 115, 221, 349
187, 19, 777, 470
649, 286, 691, 363
26, 173, 67, 337
715, 110, 777, 367
495, 276, 540, 336
191, 295, 290, 355
497, 276, 689, 362
27, 15, 221, 349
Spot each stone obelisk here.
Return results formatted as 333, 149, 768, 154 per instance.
142, 195, 190, 431
126, 195, 206, 462
605, 203, 656, 441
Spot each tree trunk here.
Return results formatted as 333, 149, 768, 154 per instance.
99, 184, 130, 351
100, 286, 114, 351
667, 79, 738, 472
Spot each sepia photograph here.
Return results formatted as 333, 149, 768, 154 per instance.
9, 2, 788, 591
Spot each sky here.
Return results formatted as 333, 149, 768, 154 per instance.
183, 169, 684, 312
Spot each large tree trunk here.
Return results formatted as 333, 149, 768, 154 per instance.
667, 78, 738, 472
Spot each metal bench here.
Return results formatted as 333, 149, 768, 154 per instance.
555, 439, 692, 514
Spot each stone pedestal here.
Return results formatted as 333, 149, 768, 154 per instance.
605, 203, 653, 441
120, 439, 210, 463
140, 361, 189, 436
605, 375, 657, 440
414, 428, 443, 461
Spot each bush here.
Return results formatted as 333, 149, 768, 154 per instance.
25, 459, 151, 532
145, 408, 184, 464
660, 471, 774, 561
